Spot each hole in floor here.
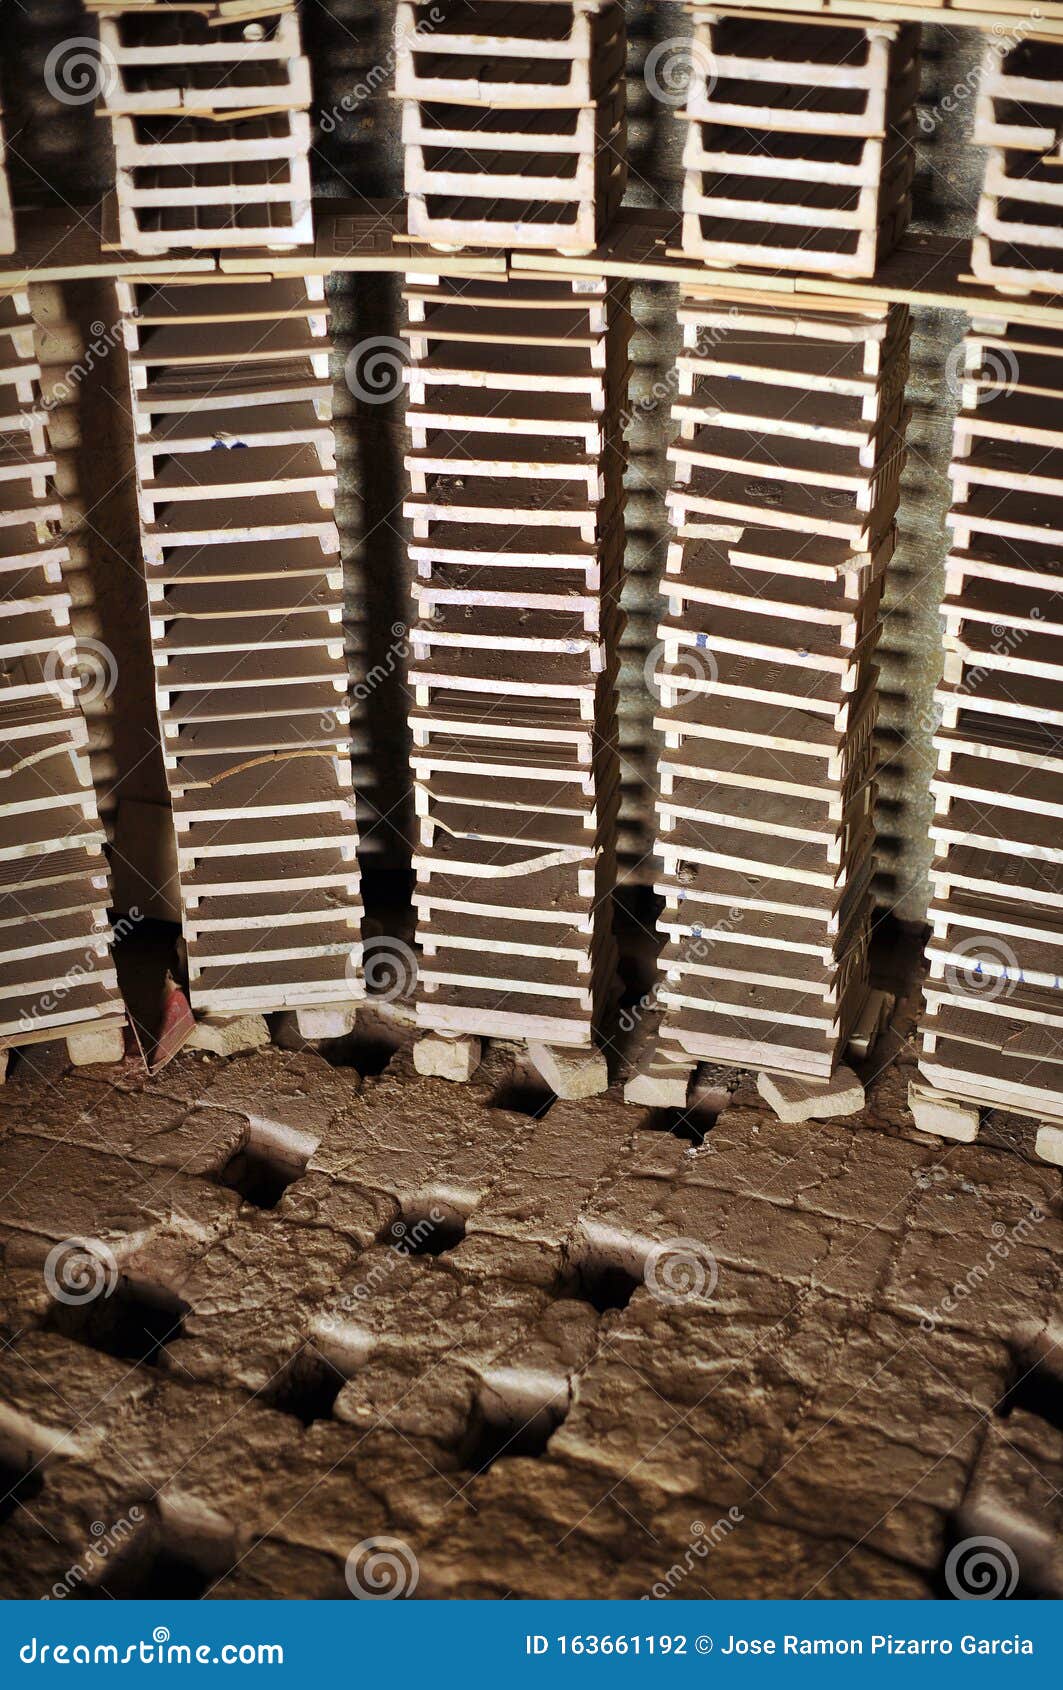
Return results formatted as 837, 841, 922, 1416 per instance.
640, 1104, 714, 1149
569, 1223, 646, 1314
46, 1279, 188, 1366
380, 1198, 467, 1257
216, 1144, 302, 1211
264, 1344, 347, 1427
0, 1457, 43, 1528
997, 1357, 1063, 1436
462, 1374, 569, 1475
575, 1260, 642, 1315
489, 1062, 556, 1118
336, 1034, 398, 1078
72, 1543, 215, 1600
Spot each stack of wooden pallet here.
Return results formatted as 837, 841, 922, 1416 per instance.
0, 107, 14, 255
918, 315, 1063, 1125
117, 273, 363, 1020
649, 295, 910, 1084
972, 34, 1063, 294
0, 287, 126, 1064
91, 0, 313, 254
405, 272, 630, 1053
396, 0, 626, 252
680, 7, 919, 277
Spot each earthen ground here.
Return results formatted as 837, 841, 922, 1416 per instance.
0, 982, 1060, 1601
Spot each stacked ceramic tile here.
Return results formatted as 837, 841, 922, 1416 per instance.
405, 272, 630, 1047
680, 7, 919, 277
919, 317, 1063, 1122
972, 33, 1063, 295
650, 296, 910, 1080
117, 273, 363, 1016
92, 0, 313, 253
0, 288, 125, 1054
396, 0, 626, 252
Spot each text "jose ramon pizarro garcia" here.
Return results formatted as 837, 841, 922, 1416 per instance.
719, 1635, 1035, 1656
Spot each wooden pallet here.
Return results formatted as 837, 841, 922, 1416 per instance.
96, 1, 313, 253
397, 0, 627, 252
916, 314, 1063, 1126
645, 296, 909, 1084
0, 288, 127, 1065
969, 36, 1063, 294
111, 110, 313, 253
117, 271, 364, 1019
96, 4, 309, 115
680, 11, 919, 278
406, 271, 629, 1057
0, 110, 14, 258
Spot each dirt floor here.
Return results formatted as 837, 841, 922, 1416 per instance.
0, 974, 1060, 1601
